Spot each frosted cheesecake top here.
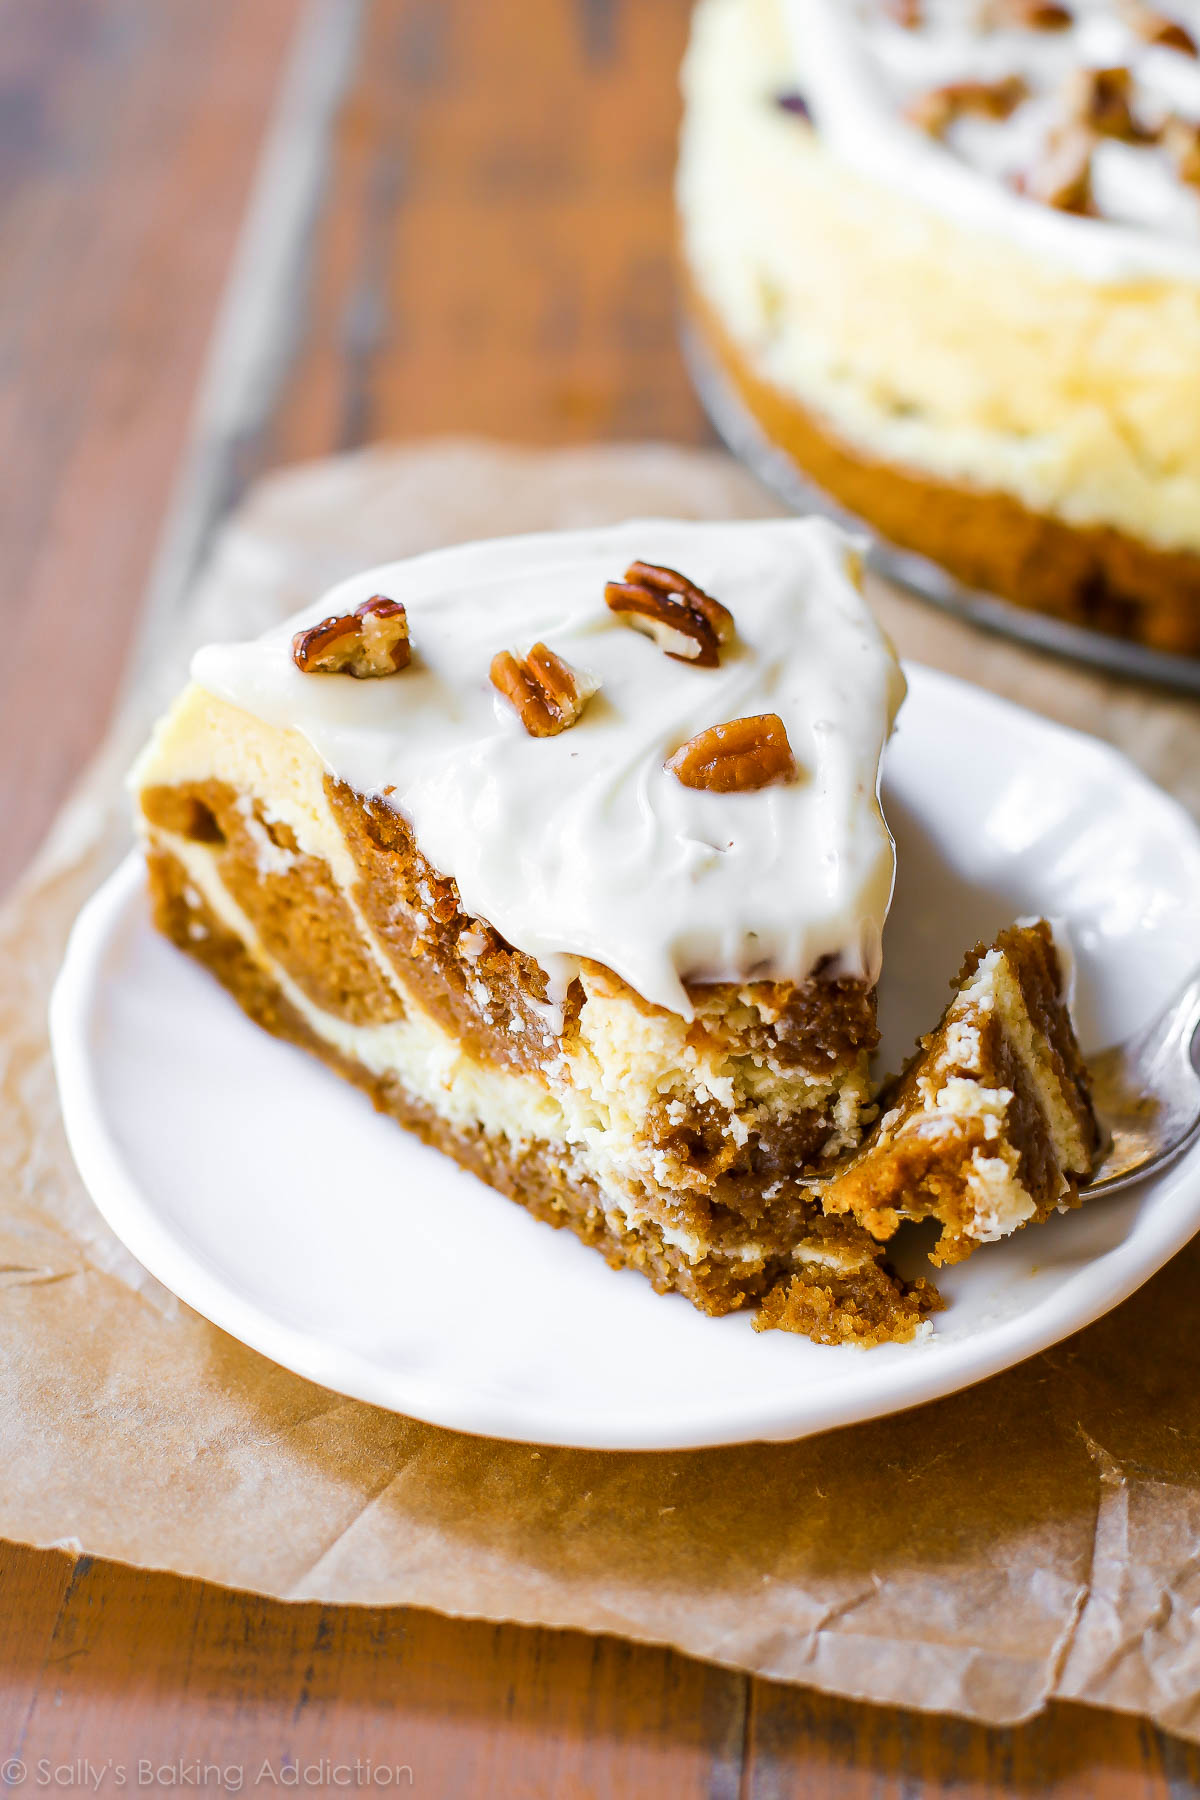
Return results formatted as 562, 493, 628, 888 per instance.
784, 0, 1200, 280
191, 518, 904, 1019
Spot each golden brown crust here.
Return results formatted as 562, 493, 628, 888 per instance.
755, 1258, 943, 1346
686, 280, 1200, 656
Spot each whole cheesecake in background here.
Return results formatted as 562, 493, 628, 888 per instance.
678, 0, 1200, 655
131, 518, 1098, 1345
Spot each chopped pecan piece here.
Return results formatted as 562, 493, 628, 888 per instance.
1165, 115, 1200, 183
1125, 3, 1197, 54
605, 561, 735, 668
883, 0, 923, 24
907, 75, 1027, 137
490, 642, 597, 738
1065, 66, 1144, 140
1024, 123, 1095, 210
994, 0, 1073, 25
292, 595, 411, 678
667, 714, 798, 794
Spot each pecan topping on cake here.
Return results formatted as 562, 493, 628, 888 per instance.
490, 642, 597, 738
992, 0, 1073, 27
1125, 3, 1197, 54
292, 596, 411, 678
667, 714, 798, 793
883, 0, 923, 25
605, 562, 735, 668
1065, 66, 1144, 140
907, 75, 1027, 137
1024, 124, 1095, 210
1165, 116, 1200, 183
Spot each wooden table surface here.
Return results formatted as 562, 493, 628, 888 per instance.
3, 2, 1199, 1792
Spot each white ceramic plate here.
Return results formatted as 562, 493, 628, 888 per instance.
51, 665, 1200, 1451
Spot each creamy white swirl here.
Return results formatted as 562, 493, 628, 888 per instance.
782, 0, 1200, 281
191, 519, 904, 1019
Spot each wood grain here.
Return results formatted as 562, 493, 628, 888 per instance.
5, 1541, 1200, 1796
3, 0, 1199, 1793
263, 0, 709, 462
1, 1543, 746, 1797
0, 0, 300, 894
742, 1681, 1200, 1797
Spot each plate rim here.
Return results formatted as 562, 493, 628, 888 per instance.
49, 665, 1200, 1451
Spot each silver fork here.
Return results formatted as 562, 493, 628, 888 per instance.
1085, 969, 1200, 1194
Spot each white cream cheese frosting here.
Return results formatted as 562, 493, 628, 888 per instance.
783, 0, 1200, 282
188, 518, 905, 1020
